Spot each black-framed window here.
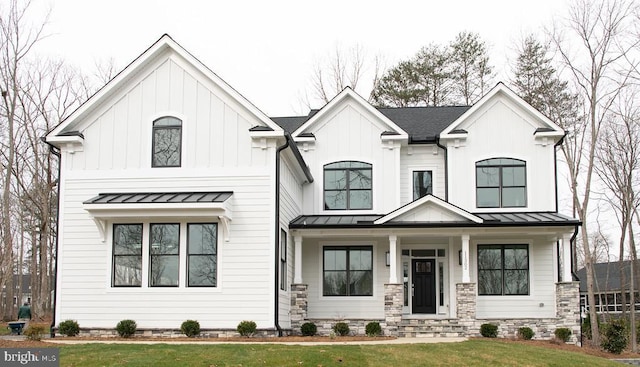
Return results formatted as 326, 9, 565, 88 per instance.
323, 246, 373, 296
476, 158, 526, 208
478, 244, 529, 295
413, 170, 433, 200
152, 116, 182, 167
280, 229, 287, 291
324, 161, 372, 210
187, 223, 217, 287
149, 223, 180, 287
112, 224, 143, 287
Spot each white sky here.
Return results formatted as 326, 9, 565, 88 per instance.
32, 0, 568, 116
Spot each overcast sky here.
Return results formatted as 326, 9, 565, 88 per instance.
32, 0, 568, 116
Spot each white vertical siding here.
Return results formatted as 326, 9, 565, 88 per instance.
400, 144, 446, 204
298, 101, 400, 215
446, 97, 557, 212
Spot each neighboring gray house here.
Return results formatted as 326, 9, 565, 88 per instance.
577, 260, 640, 316
1, 274, 32, 319
45, 35, 581, 341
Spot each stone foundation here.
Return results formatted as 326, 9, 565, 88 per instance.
301, 318, 385, 336
290, 283, 308, 331
69, 328, 285, 339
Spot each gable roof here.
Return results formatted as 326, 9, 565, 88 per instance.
272, 106, 469, 143
439, 82, 565, 140
374, 194, 483, 225
290, 87, 409, 140
47, 34, 282, 143
577, 260, 637, 293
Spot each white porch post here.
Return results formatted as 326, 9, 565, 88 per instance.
561, 233, 573, 282
294, 235, 303, 284
462, 234, 470, 283
389, 235, 398, 283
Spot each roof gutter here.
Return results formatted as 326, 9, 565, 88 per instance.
273, 136, 289, 337
41, 137, 61, 338
435, 136, 448, 201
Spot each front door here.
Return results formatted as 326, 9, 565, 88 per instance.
412, 259, 436, 314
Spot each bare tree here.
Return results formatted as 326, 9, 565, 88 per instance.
0, 0, 48, 319
594, 90, 640, 351
550, 0, 639, 345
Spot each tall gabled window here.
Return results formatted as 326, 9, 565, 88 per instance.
149, 223, 180, 287
113, 224, 143, 287
476, 158, 526, 208
152, 117, 182, 167
413, 170, 433, 200
324, 161, 372, 210
187, 223, 217, 287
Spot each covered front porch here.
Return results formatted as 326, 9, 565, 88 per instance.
287, 208, 580, 340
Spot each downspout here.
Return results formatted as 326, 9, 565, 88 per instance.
42, 138, 61, 338
274, 135, 290, 337
435, 136, 448, 201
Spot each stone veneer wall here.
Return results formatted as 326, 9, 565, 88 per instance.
290, 284, 308, 332
384, 283, 403, 336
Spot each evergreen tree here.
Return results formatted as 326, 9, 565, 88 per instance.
450, 31, 493, 105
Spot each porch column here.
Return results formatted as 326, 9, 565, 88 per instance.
461, 234, 470, 283
561, 233, 573, 282
389, 235, 398, 283
294, 235, 303, 284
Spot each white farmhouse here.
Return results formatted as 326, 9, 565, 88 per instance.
45, 35, 580, 341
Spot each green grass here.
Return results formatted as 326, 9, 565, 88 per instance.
55, 339, 622, 367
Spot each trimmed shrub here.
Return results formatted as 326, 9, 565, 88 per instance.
517, 326, 534, 340
180, 320, 201, 338
554, 327, 572, 343
601, 319, 627, 354
24, 324, 46, 341
300, 322, 317, 336
480, 323, 498, 338
237, 320, 257, 337
333, 322, 350, 336
116, 319, 137, 338
58, 319, 80, 337
365, 322, 382, 337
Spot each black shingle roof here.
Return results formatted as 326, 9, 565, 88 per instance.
576, 260, 638, 293
271, 106, 470, 142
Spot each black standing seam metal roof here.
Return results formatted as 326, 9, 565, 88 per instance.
270, 106, 471, 142
83, 191, 233, 204
289, 212, 579, 229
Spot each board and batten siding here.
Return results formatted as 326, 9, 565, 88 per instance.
301, 237, 387, 320
66, 53, 268, 172
299, 101, 400, 215
446, 97, 557, 212
278, 156, 305, 327
56, 174, 274, 329
55, 48, 283, 329
472, 237, 557, 319
399, 144, 446, 204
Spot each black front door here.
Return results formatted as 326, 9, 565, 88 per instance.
412, 259, 436, 314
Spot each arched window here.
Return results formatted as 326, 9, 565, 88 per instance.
152, 117, 182, 167
324, 161, 372, 210
476, 158, 526, 208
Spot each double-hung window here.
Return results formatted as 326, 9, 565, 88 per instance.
477, 244, 529, 295
112, 224, 143, 287
323, 246, 373, 296
476, 158, 526, 208
324, 161, 372, 210
152, 117, 182, 167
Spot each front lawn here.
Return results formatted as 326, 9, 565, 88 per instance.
51, 339, 623, 367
